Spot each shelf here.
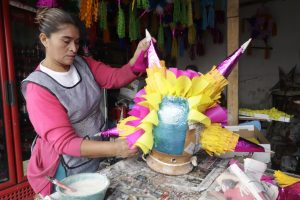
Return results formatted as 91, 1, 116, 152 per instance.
9, 0, 37, 13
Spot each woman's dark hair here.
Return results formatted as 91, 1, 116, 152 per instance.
35, 8, 78, 37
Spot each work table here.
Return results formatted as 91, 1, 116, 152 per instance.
49, 151, 231, 199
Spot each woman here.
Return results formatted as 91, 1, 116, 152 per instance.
21, 8, 151, 196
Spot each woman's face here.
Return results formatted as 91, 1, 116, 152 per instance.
41, 24, 80, 67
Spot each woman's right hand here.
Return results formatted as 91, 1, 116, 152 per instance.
114, 138, 138, 158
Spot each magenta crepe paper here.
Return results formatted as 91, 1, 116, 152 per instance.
131, 50, 148, 73
277, 182, 300, 200
186, 69, 200, 78
169, 68, 178, 76
235, 137, 265, 152
205, 105, 227, 124
169, 68, 199, 79
260, 175, 276, 185
133, 97, 145, 103
136, 89, 146, 97
128, 104, 150, 118
126, 129, 145, 148
125, 119, 141, 127
36, 0, 58, 7
133, 89, 146, 103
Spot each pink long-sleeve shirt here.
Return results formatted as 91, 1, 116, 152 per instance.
25, 57, 137, 196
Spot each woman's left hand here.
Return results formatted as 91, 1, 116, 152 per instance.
130, 37, 156, 74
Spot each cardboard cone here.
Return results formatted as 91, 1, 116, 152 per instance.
96, 127, 119, 137
234, 137, 265, 152
216, 38, 252, 78
145, 29, 161, 68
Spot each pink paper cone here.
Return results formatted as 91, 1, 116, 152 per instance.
98, 127, 119, 137
146, 30, 161, 68
205, 105, 227, 123
234, 137, 265, 152
216, 39, 251, 78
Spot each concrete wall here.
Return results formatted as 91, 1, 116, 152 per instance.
177, 0, 300, 109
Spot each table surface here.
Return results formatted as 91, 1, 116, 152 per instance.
49, 151, 230, 200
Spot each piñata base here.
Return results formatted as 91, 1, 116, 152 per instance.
146, 150, 194, 175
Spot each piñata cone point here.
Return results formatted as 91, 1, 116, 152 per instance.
234, 136, 265, 152
216, 38, 252, 78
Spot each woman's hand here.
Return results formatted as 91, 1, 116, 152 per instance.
114, 138, 138, 158
80, 139, 138, 158
130, 37, 156, 74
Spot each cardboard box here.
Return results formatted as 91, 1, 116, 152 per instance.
219, 125, 271, 163
225, 125, 270, 144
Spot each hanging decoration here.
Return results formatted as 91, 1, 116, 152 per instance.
129, 4, 139, 41
178, 32, 185, 57
188, 25, 196, 46
89, 0, 225, 63
242, 6, 277, 59
99, 0, 109, 44
201, 0, 215, 30
36, 0, 58, 8
173, 0, 180, 24
117, 0, 125, 39
187, 0, 193, 27
194, 0, 201, 20
246, 6, 277, 59
247, 6, 277, 42
180, 0, 187, 26
99, 0, 107, 30
137, 0, 149, 9
150, 13, 158, 37
157, 16, 164, 51
187, 0, 195, 60
80, 0, 99, 28
171, 28, 178, 59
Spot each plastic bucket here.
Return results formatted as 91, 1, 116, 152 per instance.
56, 173, 110, 200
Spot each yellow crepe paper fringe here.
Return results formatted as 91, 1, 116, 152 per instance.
117, 63, 231, 154
200, 123, 239, 156
274, 170, 300, 187
239, 107, 292, 120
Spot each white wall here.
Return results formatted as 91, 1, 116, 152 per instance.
177, 0, 300, 109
